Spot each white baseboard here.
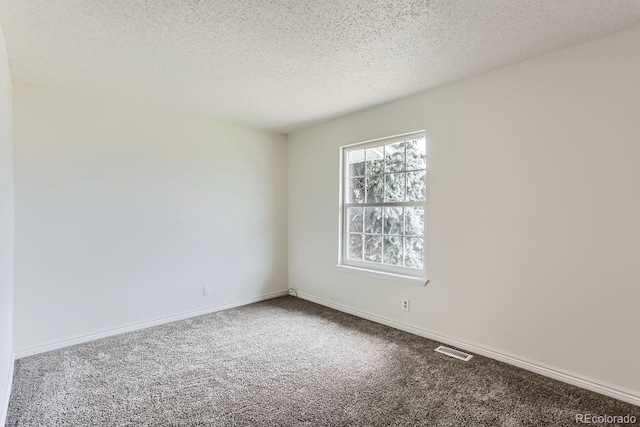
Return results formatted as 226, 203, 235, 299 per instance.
296, 291, 640, 407
15, 290, 289, 359
1, 350, 15, 427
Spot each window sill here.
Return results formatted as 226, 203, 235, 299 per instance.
335, 264, 429, 287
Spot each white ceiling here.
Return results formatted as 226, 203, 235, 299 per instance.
1, 1, 639, 133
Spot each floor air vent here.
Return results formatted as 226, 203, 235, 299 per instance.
435, 346, 473, 361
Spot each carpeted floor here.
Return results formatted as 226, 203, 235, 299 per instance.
6, 296, 640, 426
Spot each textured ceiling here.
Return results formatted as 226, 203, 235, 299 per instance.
1, 1, 640, 133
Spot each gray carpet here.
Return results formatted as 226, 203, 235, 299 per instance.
6, 296, 639, 426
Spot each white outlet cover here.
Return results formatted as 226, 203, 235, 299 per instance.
203, 286, 211, 296
402, 299, 410, 311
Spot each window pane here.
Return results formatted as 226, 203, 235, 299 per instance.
347, 149, 365, 177
347, 208, 363, 233
348, 234, 363, 260
404, 237, 424, 269
407, 171, 426, 201
366, 147, 384, 175
383, 236, 402, 266
385, 173, 406, 202
343, 133, 426, 273
348, 177, 365, 203
364, 235, 382, 263
383, 207, 403, 235
385, 141, 405, 173
364, 207, 382, 234
406, 137, 426, 171
405, 207, 424, 236
366, 175, 384, 203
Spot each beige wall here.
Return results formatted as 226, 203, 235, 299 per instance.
288, 26, 640, 398
13, 83, 288, 352
0, 18, 13, 425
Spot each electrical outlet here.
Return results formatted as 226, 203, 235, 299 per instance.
402, 298, 410, 312
202, 285, 211, 296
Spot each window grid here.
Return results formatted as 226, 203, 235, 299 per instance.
348, 148, 424, 203
342, 132, 426, 276
346, 207, 424, 268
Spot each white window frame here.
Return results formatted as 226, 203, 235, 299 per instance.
338, 131, 428, 284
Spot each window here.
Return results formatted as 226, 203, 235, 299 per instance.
340, 131, 427, 279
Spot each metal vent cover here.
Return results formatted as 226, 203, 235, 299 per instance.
435, 345, 473, 361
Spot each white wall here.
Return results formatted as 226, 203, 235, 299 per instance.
288, 26, 640, 398
0, 18, 14, 425
13, 84, 288, 353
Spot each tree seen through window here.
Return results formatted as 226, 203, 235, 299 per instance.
343, 133, 426, 273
